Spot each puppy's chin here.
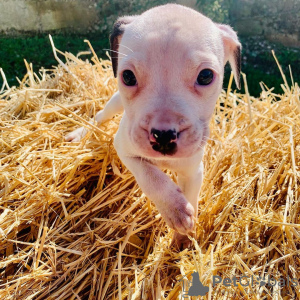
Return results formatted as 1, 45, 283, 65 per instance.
130, 127, 206, 160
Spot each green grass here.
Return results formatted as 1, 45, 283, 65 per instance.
0, 35, 299, 97
225, 36, 300, 96
0, 34, 109, 87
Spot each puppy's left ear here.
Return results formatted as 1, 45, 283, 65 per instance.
217, 24, 241, 89
110, 16, 136, 78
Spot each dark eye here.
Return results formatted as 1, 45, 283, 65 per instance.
196, 69, 214, 85
122, 70, 137, 86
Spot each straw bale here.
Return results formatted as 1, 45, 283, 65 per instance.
0, 39, 299, 299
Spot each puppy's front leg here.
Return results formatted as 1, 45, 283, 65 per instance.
118, 154, 195, 235
65, 91, 123, 142
173, 162, 203, 248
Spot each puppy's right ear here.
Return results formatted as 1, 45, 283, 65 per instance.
110, 16, 136, 78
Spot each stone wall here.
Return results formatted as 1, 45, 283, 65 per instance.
0, 0, 172, 35
0, 0, 299, 48
0, 0, 99, 34
230, 0, 300, 48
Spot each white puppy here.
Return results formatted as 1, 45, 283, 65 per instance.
65, 4, 241, 248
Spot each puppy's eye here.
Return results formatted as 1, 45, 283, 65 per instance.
196, 69, 214, 85
122, 70, 137, 86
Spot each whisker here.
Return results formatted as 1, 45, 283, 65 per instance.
103, 49, 128, 56
117, 44, 134, 52
196, 143, 207, 152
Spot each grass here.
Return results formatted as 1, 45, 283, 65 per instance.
0, 34, 109, 87
227, 36, 300, 95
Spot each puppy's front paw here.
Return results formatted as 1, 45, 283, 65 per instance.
171, 231, 194, 250
65, 127, 88, 142
160, 190, 195, 235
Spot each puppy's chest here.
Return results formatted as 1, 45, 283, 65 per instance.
151, 158, 179, 171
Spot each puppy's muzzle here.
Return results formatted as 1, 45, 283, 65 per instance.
150, 128, 178, 155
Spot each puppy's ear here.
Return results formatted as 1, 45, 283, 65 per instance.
110, 16, 136, 78
217, 24, 241, 89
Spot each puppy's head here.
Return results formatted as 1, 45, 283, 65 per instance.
110, 4, 241, 159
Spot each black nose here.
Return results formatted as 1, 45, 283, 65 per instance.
150, 128, 178, 155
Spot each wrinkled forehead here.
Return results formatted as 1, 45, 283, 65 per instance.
119, 13, 223, 70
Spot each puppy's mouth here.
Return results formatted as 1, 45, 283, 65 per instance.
150, 141, 178, 156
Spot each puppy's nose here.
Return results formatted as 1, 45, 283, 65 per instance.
150, 128, 178, 155
151, 128, 177, 144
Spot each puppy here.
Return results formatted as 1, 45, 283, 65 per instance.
65, 4, 241, 248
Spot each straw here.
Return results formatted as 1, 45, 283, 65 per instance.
0, 39, 299, 299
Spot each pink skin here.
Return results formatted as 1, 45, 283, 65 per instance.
125, 103, 210, 159
65, 3, 241, 249
131, 123, 208, 159
116, 40, 221, 160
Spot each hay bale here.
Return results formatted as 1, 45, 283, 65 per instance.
0, 39, 299, 299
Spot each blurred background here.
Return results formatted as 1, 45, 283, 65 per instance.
0, 0, 299, 96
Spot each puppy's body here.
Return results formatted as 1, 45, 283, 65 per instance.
66, 4, 241, 248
